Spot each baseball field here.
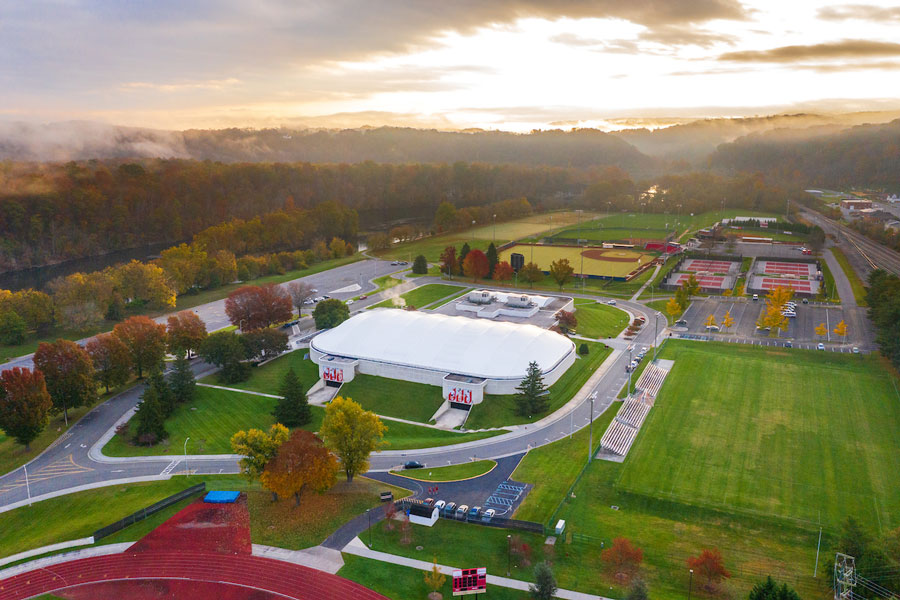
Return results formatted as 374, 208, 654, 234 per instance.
499, 243, 655, 279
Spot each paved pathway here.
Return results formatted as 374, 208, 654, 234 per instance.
630, 262, 661, 301
342, 536, 610, 600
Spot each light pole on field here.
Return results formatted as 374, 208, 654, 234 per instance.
184, 437, 190, 477
23, 465, 32, 506
507, 534, 512, 576
654, 312, 666, 361
627, 346, 633, 397
471, 220, 476, 241
588, 391, 597, 463
492, 214, 496, 243
688, 569, 694, 600
367, 508, 372, 547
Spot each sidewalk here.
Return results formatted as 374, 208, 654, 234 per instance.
342, 536, 610, 600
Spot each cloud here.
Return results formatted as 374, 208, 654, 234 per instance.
798, 61, 900, 73
718, 40, 900, 62
638, 25, 736, 48
119, 78, 242, 93
817, 4, 900, 21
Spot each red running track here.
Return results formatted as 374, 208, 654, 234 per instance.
0, 551, 389, 600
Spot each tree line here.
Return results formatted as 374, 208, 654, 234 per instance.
866, 270, 900, 370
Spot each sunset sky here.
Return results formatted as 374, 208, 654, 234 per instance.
4, 0, 900, 131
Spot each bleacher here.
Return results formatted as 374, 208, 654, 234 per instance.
635, 364, 668, 398
616, 398, 651, 428
599, 361, 673, 458
600, 419, 638, 456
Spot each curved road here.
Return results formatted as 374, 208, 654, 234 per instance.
0, 259, 663, 512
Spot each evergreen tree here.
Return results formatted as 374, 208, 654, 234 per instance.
147, 369, 176, 417
458, 242, 471, 275
168, 355, 196, 404
412, 254, 428, 275
486, 242, 499, 278
273, 367, 312, 427
626, 579, 649, 600
516, 361, 548, 416
529, 562, 557, 600
749, 576, 801, 600
133, 385, 167, 445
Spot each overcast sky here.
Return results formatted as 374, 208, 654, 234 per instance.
3, 0, 900, 131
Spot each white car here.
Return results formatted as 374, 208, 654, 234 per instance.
606, 299, 617, 305
852, 347, 860, 354
817, 343, 825, 350
706, 324, 720, 331
434, 500, 446, 510
346, 299, 354, 305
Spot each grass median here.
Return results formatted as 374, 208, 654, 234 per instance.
831, 246, 868, 306
573, 299, 629, 339
389, 460, 496, 482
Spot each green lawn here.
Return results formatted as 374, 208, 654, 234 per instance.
338, 555, 528, 600
0, 404, 93, 476
831, 246, 868, 306
370, 283, 463, 310
379, 421, 504, 450
573, 299, 629, 339
638, 255, 680, 299
548, 226, 671, 242
618, 341, 900, 529
200, 349, 320, 393
430, 287, 470, 308
819, 256, 841, 303
389, 460, 496, 482
340, 374, 445, 423
464, 341, 612, 430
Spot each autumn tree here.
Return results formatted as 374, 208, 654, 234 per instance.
158, 243, 207, 294
734, 282, 745, 297
273, 367, 312, 427
685, 273, 701, 298
493, 261, 514, 281
329, 237, 347, 258
462, 249, 489, 281
423, 557, 446, 600
50, 271, 114, 330
230, 423, 290, 481
834, 319, 848, 343
367, 232, 391, 251
85, 333, 131, 393
287, 280, 315, 315
0, 367, 52, 450
225, 284, 293, 331
721, 311, 734, 331
687, 548, 731, 592
111, 260, 176, 309
113, 316, 168, 378
433, 201, 458, 233
260, 430, 337, 506
705, 314, 717, 329
0, 311, 27, 345
549, 258, 575, 290
313, 298, 350, 329
33, 339, 97, 425
166, 310, 208, 358
199, 331, 251, 383
320, 396, 386, 482
666, 297, 683, 320
439, 246, 458, 279
241, 328, 289, 361
815, 322, 828, 339
602, 537, 644, 584
412, 254, 429, 275
520, 262, 544, 288
556, 310, 577, 334
516, 361, 548, 416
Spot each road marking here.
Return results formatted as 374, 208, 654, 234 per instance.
0, 455, 93, 494
160, 460, 180, 476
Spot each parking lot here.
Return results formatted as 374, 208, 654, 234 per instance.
680, 297, 855, 344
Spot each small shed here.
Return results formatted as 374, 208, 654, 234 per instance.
407, 502, 439, 527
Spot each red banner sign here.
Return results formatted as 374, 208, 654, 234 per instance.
447, 388, 473, 404
452, 567, 486, 596
323, 367, 344, 383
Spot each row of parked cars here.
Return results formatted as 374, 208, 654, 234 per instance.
424, 498, 497, 523
625, 346, 649, 373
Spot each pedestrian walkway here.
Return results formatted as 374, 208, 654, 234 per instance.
630, 263, 661, 301
252, 544, 344, 574
342, 537, 610, 600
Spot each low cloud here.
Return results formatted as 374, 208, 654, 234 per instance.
718, 40, 900, 62
818, 4, 900, 21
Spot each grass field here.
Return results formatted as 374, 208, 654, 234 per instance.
340, 374, 445, 423
389, 460, 496, 481
464, 341, 612, 430
370, 283, 463, 309
0, 404, 93, 476
549, 226, 671, 243
831, 246, 868, 306
200, 349, 321, 393
618, 341, 900, 529
645, 299, 677, 324
499, 244, 654, 279
573, 299, 629, 338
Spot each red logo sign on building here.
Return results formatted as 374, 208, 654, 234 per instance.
323, 367, 344, 383
447, 388, 473, 404
452, 567, 486, 596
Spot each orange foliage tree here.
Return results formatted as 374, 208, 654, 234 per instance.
687, 548, 731, 592
493, 261, 514, 281
166, 310, 208, 358
260, 430, 337, 506
462, 249, 490, 281
224, 284, 293, 331
113, 316, 168, 379
601, 537, 643, 584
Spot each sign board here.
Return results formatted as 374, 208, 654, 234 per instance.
322, 367, 344, 383
452, 567, 487, 596
447, 388, 473, 405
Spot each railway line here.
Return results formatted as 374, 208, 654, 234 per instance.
799, 209, 900, 277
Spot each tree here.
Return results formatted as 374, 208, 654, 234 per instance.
749, 576, 802, 600
241, 328, 289, 361
33, 339, 97, 424
146, 368, 176, 417
549, 258, 575, 290
320, 396, 386, 482
721, 310, 734, 331
494, 261, 514, 281
766, 285, 794, 309
486, 242, 499, 278
132, 383, 167, 445
734, 282, 745, 297
578, 342, 589, 355
458, 242, 471, 274
439, 246, 458, 279
602, 537, 644, 584
329, 237, 347, 258
367, 232, 391, 251
0, 367, 52, 450
111, 260, 176, 309
433, 201, 458, 233
198, 331, 250, 384
158, 243, 206, 294
666, 297, 683, 320
762, 303, 789, 338
85, 333, 131, 393
423, 557, 446, 600
230, 423, 290, 481
412, 254, 429, 275
462, 249, 489, 281
529, 562, 557, 600
556, 310, 577, 334
815, 322, 828, 339
287, 280, 315, 315
705, 314, 717, 329
515, 361, 548, 416
626, 579, 649, 600
834, 319, 848, 343
808, 226, 826, 252
166, 310, 208, 358
168, 355, 196, 404
313, 298, 350, 329
260, 430, 337, 506
685, 273, 701, 298
0, 311, 27, 345
113, 316, 168, 379
675, 286, 689, 311
520, 262, 544, 288
687, 548, 731, 591
225, 284, 293, 331
273, 367, 312, 427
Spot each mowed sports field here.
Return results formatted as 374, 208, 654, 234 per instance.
617, 341, 900, 530
499, 243, 654, 279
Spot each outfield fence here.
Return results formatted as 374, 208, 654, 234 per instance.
93, 483, 206, 540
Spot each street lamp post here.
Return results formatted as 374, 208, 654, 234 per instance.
507, 534, 512, 576
183, 437, 190, 477
627, 346, 633, 397
367, 508, 372, 547
688, 569, 694, 600
23, 465, 31, 506
492, 214, 496, 243
588, 391, 596, 463
654, 313, 665, 362
471, 220, 476, 241
238, 319, 245, 332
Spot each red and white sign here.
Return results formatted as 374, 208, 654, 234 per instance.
447, 388, 473, 404
323, 367, 344, 383
453, 567, 487, 596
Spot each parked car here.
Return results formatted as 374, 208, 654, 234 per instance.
403, 461, 424, 469
322, 294, 331, 299
606, 299, 617, 305
817, 343, 826, 351
456, 504, 469, 520
434, 500, 446, 511
785, 340, 793, 348
391, 261, 399, 265
360, 295, 368, 300
706, 324, 720, 331
443, 502, 457, 516
481, 508, 496, 522
752, 294, 759, 301
782, 311, 796, 318
346, 299, 354, 305
423, 497, 435, 506
380, 491, 393, 502
674, 319, 688, 326
853, 347, 860, 354
468, 506, 482, 520
802, 298, 809, 304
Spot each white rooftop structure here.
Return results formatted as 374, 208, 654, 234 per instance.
311, 309, 575, 382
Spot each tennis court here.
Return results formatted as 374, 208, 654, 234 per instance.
750, 276, 817, 294
682, 258, 740, 274
757, 261, 817, 277
668, 272, 734, 290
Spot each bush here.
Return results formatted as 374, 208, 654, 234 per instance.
578, 343, 589, 355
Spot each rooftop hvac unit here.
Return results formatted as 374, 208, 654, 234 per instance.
506, 294, 532, 308
467, 291, 493, 304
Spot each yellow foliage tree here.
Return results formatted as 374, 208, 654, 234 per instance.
765, 285, 794, 311
665, 297, 682, 320
320, 396, 386, 482
260, 429, 337, 506
705, 314, 717, 329
722, 289, 733, 297
833, 320, 848, 342
763, 303, 789, 337
734, 283, 744, 297
423, 557, 447, 597
230, 423, 290, 481
814, 323, 828, 338
721, 311, 734, 331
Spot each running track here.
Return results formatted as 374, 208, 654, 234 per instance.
0, 552, 388, 600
